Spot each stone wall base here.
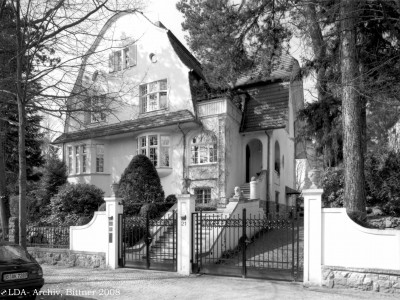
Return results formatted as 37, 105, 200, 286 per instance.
322, 265, 400, 294
28, 248, 106, 269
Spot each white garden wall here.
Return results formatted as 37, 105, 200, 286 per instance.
70, 211, 108, 253
304, 188, 400, 291
322, 208, 400, 270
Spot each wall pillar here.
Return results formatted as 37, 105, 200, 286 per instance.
177, 193, 195, 275
104, 195, 123, 269
303, 188, 323, 286
250, 178, 258, 200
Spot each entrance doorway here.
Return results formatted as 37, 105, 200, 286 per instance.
245, 139, 263, 182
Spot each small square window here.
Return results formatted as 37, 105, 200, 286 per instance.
195, 188, 211, 204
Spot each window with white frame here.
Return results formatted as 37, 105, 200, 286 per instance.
75, 145, 80, 174
109, 44, 137, 73
191, 132, 217, 165
90, 95, 107, 123
96, 145, 104, 173
139, 79, 168, 113
82, 145, 87, 173
137, 134, 170, 167
67, 146, 73, 174
195, 188, 211, 204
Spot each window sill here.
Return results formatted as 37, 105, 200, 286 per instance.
139, 108, 168, 116
189, 163, 218, 167
156, 167, 172, 178
68, 173, 110, 177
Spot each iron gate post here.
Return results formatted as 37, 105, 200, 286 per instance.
146, 212, 150, 269
199, 210, 203, 271
291, 206, 295, 281
118, 214, 124, 267
242, 208, 247, 278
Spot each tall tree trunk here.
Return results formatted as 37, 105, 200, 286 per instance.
0, 118, 8, 237
306, 1, 327, 101
15, 0, 27, 248
340, 0, 366, 214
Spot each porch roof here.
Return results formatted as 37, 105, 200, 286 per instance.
240, 81, 289, 132
53, 110, 197, 144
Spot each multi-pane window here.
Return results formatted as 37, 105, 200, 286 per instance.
139, 79, 168, 113
160, 136, 170, 167
149, 135, 158, 166
67, 147, 73, 174
191, 132, 217, 164
137, 134, 170, 167
82, 145, 87, 173
96, 145, 104, 173
139, 136, 147, 156
195, 188, 211, 204
109, 44, 137, 72
91, 96, 107, 123
75, 146, 80, 174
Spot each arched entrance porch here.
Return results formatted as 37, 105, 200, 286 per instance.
245, 139, 263, 183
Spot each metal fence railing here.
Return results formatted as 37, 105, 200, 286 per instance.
27, 226, 69, 249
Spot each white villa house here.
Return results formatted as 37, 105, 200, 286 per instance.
53, 12, 304, 212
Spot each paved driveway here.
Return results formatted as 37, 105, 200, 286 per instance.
34, 265, 397, 300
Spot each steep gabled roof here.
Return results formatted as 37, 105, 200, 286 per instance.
237, 54, 301, 132
166, 30, 204, 80
53, 110, 197, 144
240, 81, 289, 132
235, 54, 298, 87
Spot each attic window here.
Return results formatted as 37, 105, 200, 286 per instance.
139, 79, 168, 113
109, 44, 137, 72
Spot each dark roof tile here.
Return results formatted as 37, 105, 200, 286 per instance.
53, 110, 197, 144
241, 82, 289, 132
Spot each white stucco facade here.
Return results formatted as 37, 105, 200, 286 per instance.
55, 12, 304, 207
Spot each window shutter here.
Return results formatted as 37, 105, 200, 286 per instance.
129, 44, 137, 66
108, 53, 113, 72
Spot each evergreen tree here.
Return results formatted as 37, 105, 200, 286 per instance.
177, 0, 291, 88
178, 0, 400, 215
118, 155, 165, 216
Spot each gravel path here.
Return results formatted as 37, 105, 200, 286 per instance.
32, 265, 399, 300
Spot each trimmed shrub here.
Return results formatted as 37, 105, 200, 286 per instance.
139, 203, 161, 219
44, 183, 104, 226
164, 194, 177, 211
117, 155, 165, 216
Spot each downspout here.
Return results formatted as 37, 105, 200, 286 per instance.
178, 123, 186, 180
265, 130, 271, 214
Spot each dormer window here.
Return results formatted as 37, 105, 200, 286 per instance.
139, 79, 168, 113
109, 44, 137, 72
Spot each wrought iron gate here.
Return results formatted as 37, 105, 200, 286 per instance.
118, 211, 177, 271
192, 208, 302, 281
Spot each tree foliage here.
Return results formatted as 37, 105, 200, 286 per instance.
118, 155, 165, 216
45, 183, 104, 226
177, 0, 291, 88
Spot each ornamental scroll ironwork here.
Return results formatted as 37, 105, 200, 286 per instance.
202, 218, 243, 228
124, 215, 176, 228
200, 215, 292, 229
